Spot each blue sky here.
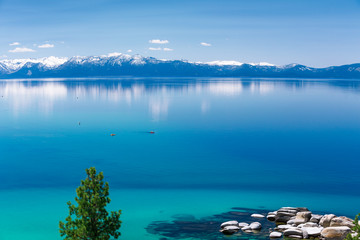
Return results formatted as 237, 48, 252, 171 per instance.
0, 0, 359, 67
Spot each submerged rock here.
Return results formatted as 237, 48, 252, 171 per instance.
147, 206, 354, 240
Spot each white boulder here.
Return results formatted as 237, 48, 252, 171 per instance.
269, 231, 282, 238
249, 222, 262, 230
220, 220, 238, 228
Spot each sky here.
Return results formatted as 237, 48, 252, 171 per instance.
0, 0, 359, 67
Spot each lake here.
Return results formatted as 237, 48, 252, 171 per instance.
0, 77, 359, 240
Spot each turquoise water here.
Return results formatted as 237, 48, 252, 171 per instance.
0, 78, 360, 239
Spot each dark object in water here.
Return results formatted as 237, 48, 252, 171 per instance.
146, 207, 275, 240
110, 133, 116, 136
150, 131, 155, 134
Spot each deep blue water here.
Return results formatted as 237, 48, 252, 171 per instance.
0, 78, 360, 240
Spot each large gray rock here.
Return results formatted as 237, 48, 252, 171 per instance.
279, 207, 309, 212
310, 214, 323, 223
249, 222, 262, 230
330, 216, 355, 228
275, 207, 309, 223
296, 211, 312, 222
320, 214, 336, 228
220, 225, 240, 235
220, 220, 238, 228
287, 235, 303, 239
269, 231, 282, 238
284, 228, 303, 237
287, 218, 307, 226
298, 222, 319, 228
276, 212, 297, 223
321, 226, 351, 240
275, 224, 294, 232
295, 207, 310, 212
302, 227, 323, 237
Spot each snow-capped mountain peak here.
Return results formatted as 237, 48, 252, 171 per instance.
0, 56, 68, 72
205, 60, 244, 66
204, 60, 275, 67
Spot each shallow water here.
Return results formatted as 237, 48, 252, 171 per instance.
0, 77, 360, 239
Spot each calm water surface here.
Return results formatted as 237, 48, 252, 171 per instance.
0, 78, 360, 240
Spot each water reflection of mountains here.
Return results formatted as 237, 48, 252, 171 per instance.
1, 78, 360, 96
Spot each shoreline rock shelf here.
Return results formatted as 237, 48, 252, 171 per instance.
219, 207, 356, 240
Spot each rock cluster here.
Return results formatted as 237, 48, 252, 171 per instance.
220, 207, 355, 240
219, 220, 262, 235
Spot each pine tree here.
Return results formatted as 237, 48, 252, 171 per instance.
59, 167, 122, 240
346, 214, 360, 240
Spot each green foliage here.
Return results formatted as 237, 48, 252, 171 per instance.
346, 214, 360, 240
59, 167, 122, 240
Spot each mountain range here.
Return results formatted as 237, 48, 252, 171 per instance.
1, 53, 359, 79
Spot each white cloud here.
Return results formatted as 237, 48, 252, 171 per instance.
0, 55, 7, 58
149, 39, 169, 44
9, 47, 36, 53
149, 47, 173, 51
127, 49, 133, 53
38, 44, 54, 48
201, 42, 211, 47
9, 42, 20, 46
149, 47, 162, 51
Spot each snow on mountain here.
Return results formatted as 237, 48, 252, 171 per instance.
205, 60, 244, 66
0, 54, 276, 72
65, 53, 148, 66
204, 60, 275, 67
0, 53, 359, 79
249, 62, 275, 67
0, 56, 68, 72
